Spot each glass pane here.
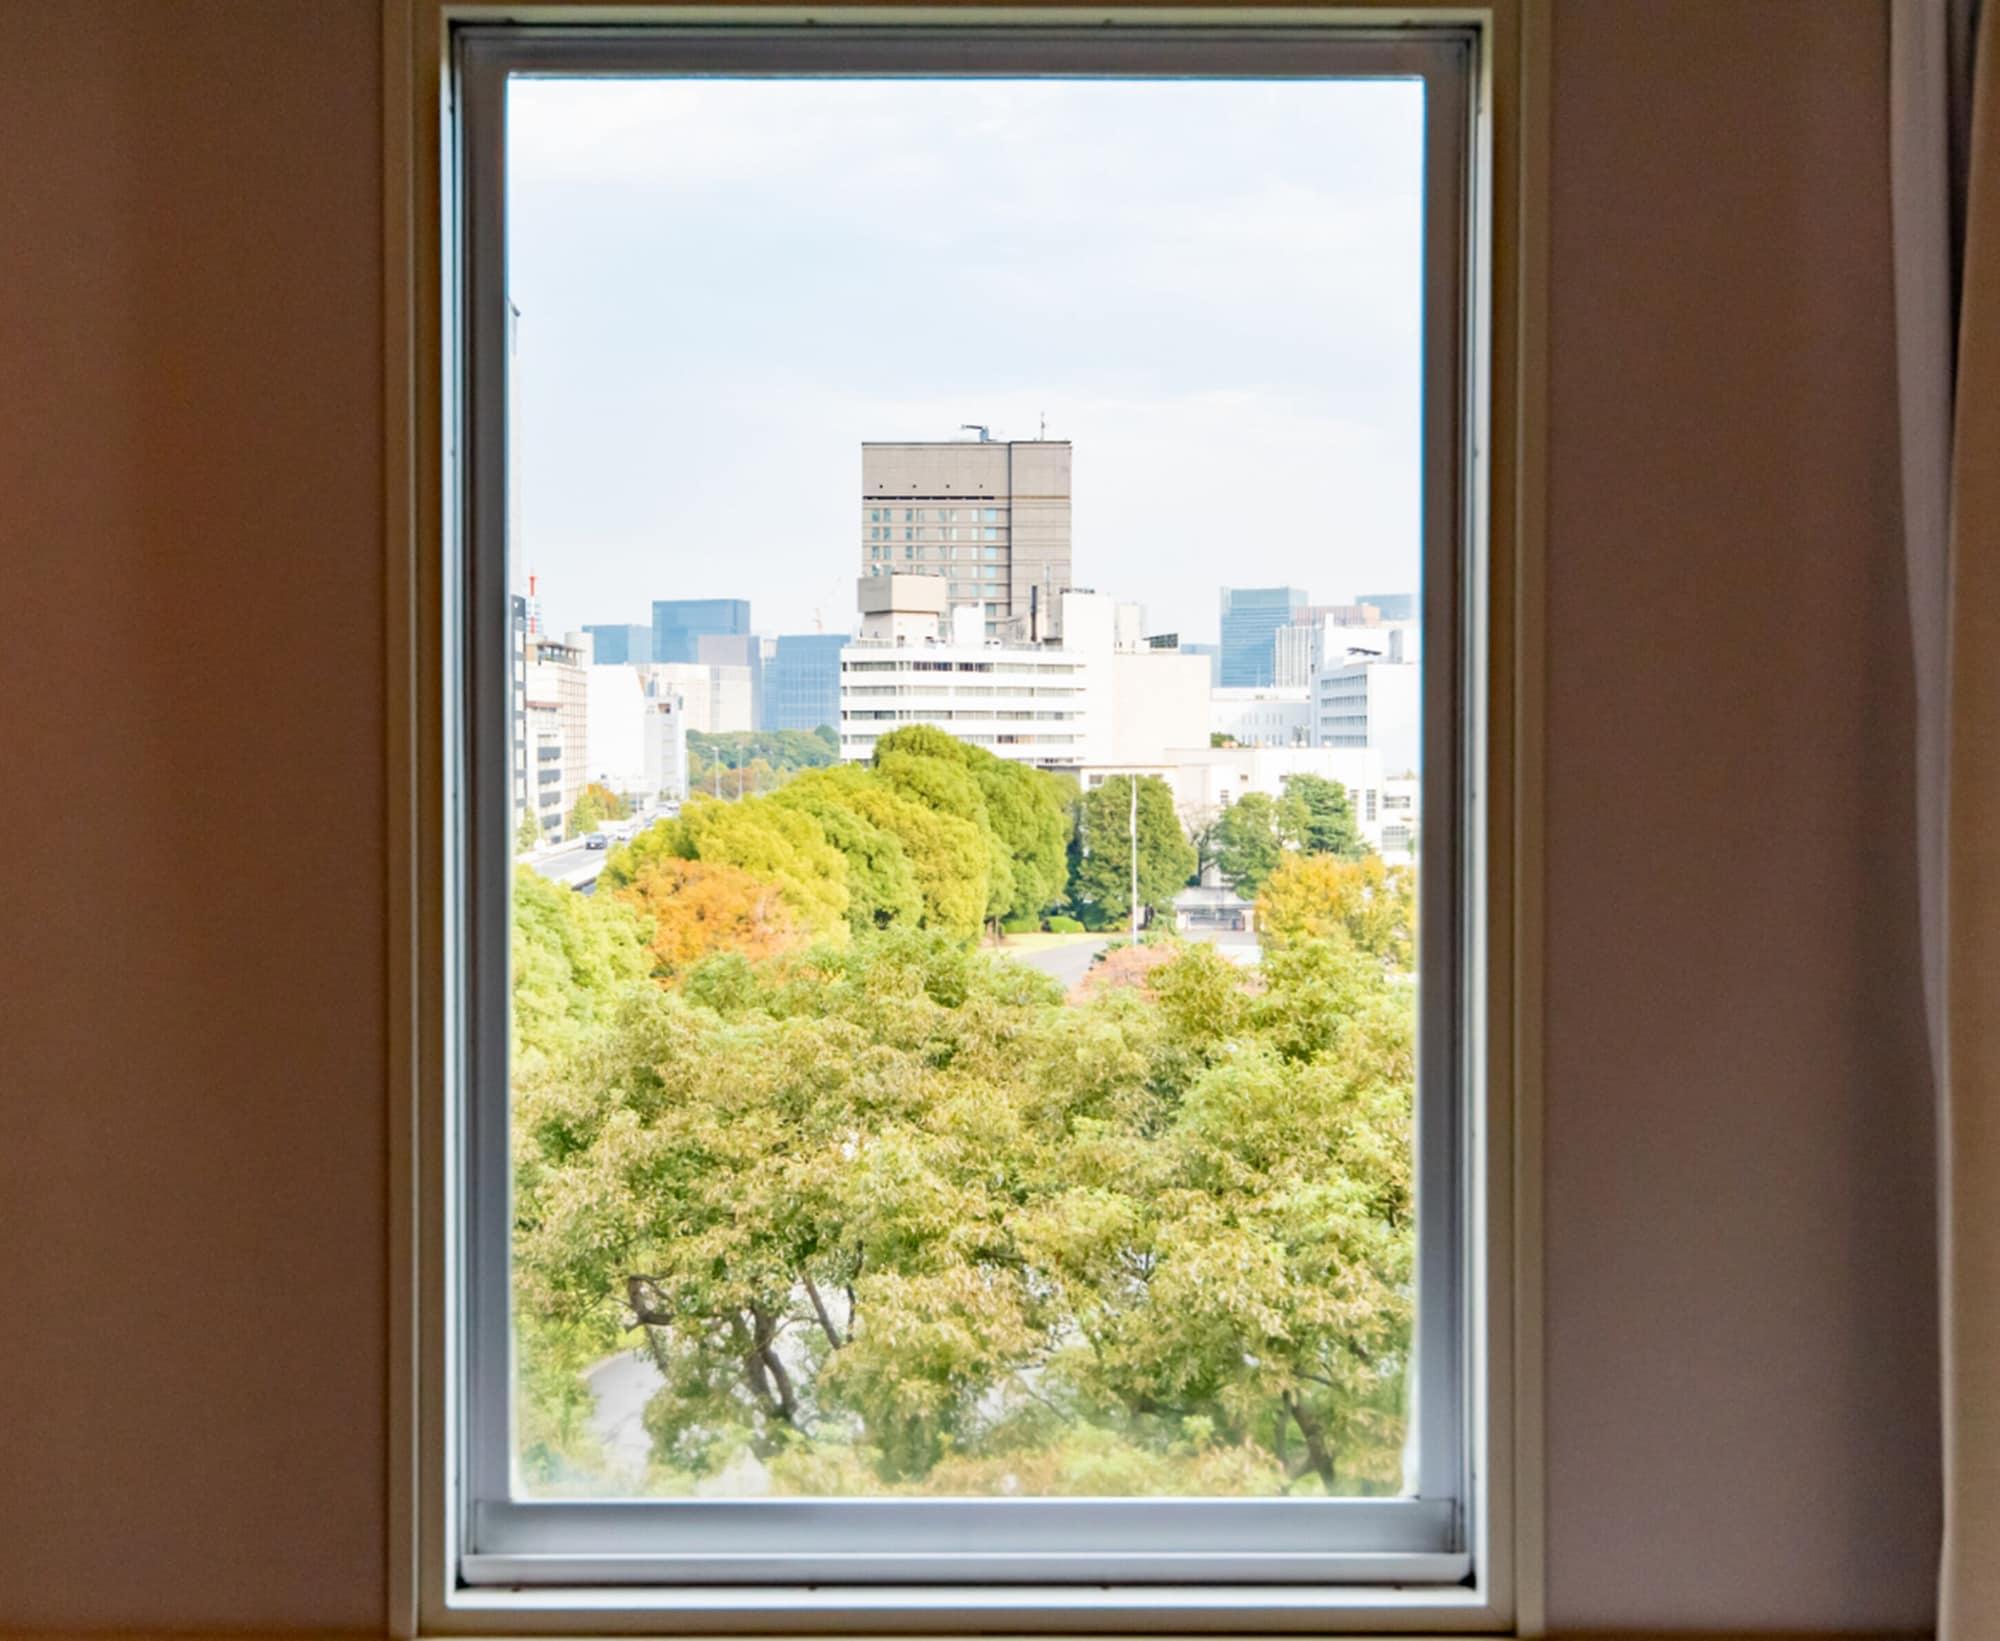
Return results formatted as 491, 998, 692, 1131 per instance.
505, 73, 1426, 1503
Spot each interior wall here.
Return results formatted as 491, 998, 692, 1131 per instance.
0, 0, 1939, 1632
1541, 0, 1939, 1628
0, 1, 387, 1631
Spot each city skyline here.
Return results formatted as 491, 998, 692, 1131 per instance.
507, 76, 1425, 642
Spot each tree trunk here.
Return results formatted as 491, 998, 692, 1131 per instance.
1284, 1391, 1337, 1492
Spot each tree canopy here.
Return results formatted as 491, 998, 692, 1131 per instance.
873, 726, 1071, 925
566, 780, 630, 840
511, 728, 1419, 1500
1069, 775, 1197, 929
513, 926, 1415, 1497
1281, 773, 1368, 861
1211, 790, 1293, 896
1256, 853, 1417, 971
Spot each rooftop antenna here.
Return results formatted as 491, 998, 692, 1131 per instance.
1039, 410, 1047, 440
960, 422, 991, 443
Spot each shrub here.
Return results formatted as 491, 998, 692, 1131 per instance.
1046, 915, 1084, 934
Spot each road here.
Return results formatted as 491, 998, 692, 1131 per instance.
585, 1347, 663, 1481
996, 936, 1108, 990
530, 838, 607, 886
525, 809, 676, 892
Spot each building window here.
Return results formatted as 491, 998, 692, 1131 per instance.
448, 15, 1489, 1625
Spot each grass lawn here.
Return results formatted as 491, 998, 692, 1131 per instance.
993, 930, 1106, 954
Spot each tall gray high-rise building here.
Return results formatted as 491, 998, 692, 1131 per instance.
860, 436, 1071, 640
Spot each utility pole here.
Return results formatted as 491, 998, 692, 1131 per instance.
1129, 776, 1140, 942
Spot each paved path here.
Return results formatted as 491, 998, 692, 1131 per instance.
585, 1348, 663, 1479
997, 937, 1109, 991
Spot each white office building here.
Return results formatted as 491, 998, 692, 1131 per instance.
643, 682, 690, 803
1378, 775, 1421, 863
639, 661, 754, 734
1211, 686, 1313, 747
837, 575, 1208, 771
584, 665, 649, 798
524, 631, 588, 840
1312, 624, 1421, 775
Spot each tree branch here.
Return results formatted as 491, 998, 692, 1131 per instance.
803, 1275, 845, 1350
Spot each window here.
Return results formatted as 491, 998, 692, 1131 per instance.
436, 12, 1504, 1628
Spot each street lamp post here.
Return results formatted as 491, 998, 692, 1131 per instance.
1129, 776, 1140, 943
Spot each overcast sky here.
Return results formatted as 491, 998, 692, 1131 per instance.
507, 75, 1425, 646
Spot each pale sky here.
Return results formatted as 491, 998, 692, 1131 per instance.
507, 75, 1425, 646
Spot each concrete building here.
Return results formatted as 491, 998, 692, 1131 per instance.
695, 631, 764, 724
1379, 775, 1421, 863
1211, 686, 1313, 747
1356, 592, 1417, 623
651, 597, 749, 666
1164, 745, 1395, 856
524, 631, 587, 840
839, 576, 1087, 767
584, 665, 649, 797
642, 678, 690, 803
1219, 585, 1306, 687
837, 576, 1206, 771
582, 622, 651, 666
1274, 606, 1387, 687
641, 661, 754, 734
1313, 624, 1421, 774
861, 436, 1071, 642
510, 594, 529, 837
1182, 641, 1222, 685
1075, 743, 1403, 861
765, 632, 848, 733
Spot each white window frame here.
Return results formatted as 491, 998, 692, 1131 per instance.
386, 5, 1546, 1633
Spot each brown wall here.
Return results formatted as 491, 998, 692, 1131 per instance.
0, 1, 387, 1630
0, 0, 1938, 1632
1543, 2, 1939, 1627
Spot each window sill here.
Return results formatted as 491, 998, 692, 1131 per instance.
436, 1580, 1504, 1635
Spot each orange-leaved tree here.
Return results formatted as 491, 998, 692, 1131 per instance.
615, 857, 802, 977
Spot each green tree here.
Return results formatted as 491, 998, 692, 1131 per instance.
874, 726, 1071, 924
516, 808, 543, 854
565, 787, 607, 841
510, 865, 650, 1063
601, 795, 849, 939
687, 729, 840, 795
513, 930, 1415, 1496
1281, 773, 1368, 861
772, 772, 925, 934
1211, 790, 1294, 896
1069, 775, 1196, 928
1255, 853, 1417, 971
824, 769, 989, 938
874, 743, 1014, 926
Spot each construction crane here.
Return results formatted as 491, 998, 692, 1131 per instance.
959, 422, 992, 443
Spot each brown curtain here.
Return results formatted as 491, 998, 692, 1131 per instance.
1896, 2, 1997, 1634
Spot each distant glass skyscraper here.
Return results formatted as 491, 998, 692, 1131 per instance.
651, 598, 750, 665
1219, 586, 1307, 687
765, 633, 849, 733
1357, 592, 1417, 622
583, 622, 651, 665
